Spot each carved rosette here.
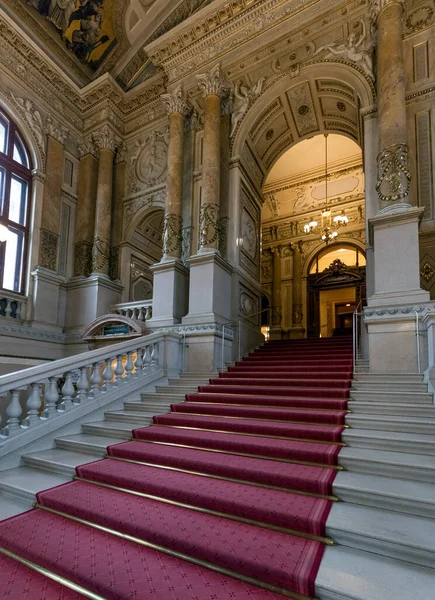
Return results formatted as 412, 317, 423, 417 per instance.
40, 230, 58, 271
162, 86, 192, 117
292, 304, 303, 326
196, 64, 231, 100
91, 236, 111, 272
199, 203, 220, 249
46, 115, 69, 145
92, 125, 119, 154
163, 214, 183, 257
74, 241, 93, 277
376, 143, 411, 204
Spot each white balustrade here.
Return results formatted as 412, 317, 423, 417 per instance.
0, 332, 179, 439
111, 300, 153, 323
0, 291, 26, 321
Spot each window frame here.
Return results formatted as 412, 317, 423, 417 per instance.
0, 108, 33, 295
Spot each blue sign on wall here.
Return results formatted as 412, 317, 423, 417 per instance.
103, 324, 130, 336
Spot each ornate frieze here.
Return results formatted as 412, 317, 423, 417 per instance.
196, 64, 231, 100
163, 214, 183, 257
292, 303, 303, 326
376, 143, 411, 204
199, 203, 220, 248
162, 85, 192, 117
46, 115, 69, 145
39, 229, 58, 272
74, 241, 93, 278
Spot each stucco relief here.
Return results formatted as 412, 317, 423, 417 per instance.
129, 129, 168, 188
9, 91, 46, 154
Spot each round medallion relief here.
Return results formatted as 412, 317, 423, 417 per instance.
298, 105, 309, 116
136, 141, 167, 184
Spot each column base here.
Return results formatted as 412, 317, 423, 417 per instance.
148, 258, 189, 326
31, 267, 66, 332
65, 274, 123, 332
290, 326, 306, 339
182, 251, 233, 325
368, 206, 430, 306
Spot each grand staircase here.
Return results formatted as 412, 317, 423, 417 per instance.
0, 338, 435, 599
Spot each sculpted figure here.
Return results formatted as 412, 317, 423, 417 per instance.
231, 77, 266, 137
315, 21, 374, 80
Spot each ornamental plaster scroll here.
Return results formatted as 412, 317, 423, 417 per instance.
196, 64, 231, 100
46, 115, 69, 145
129, 129, 169, 187
9, 91, 45, 155
161, 85, 192, 117
230, 77, 266, 138
314, 20, 375, 81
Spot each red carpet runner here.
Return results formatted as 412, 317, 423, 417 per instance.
0, 338, 352, 599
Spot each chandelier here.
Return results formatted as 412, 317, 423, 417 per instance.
304, 134, 348, 244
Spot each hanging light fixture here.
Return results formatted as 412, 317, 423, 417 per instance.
304, 134, 348, 244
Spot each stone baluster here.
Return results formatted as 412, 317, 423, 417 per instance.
102, 358, 114, 391
15, 302, 21, 320
151, 343, 159, 371
60, 372, 75, 411
134, 348, 144, 376
3, 390, 22, 435
77, 367, 89, 402
90, 363, 102, 397
125, 352, 135, 380
144, 345, 152, 372
370, 0, 410, 212
5, 299, 12, 318
138, 307, 144, 321
24, 383, 42, 427
114, 355, 125, 386
42, 377, 59, 418
196, 64, 231, 252
145, 306, 152, 320
91, 126, 119, 276
161, 86, 192, 259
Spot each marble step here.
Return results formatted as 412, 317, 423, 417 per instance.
348, 401, 435, 418
353, 373, 424, 383
141, 392, 186, 402
155, 385, 203, 395
351, 382, 428, 392
168, 379, 210, 387
343, 429, 435, 455
106, 410, 160, 424
316, 545, 435, 600
349, 390, 434, 404
81, 420, 138, 439
334, 471, 435, 517
22, 448, 97, 478
0, 466, 69, 504
339, 446, 435, 483
125, 400, 173, 413
347, 414, 435, 435
327, 502, 435, 569
179, 372, 218, 378
55, 433, 122, 456
0, 494, 33, 521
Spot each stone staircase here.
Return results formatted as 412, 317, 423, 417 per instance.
0, 369, 435, 599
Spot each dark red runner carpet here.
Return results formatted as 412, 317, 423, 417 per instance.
0, 337, 352, 599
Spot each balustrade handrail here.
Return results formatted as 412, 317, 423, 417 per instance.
112, 300, 153, 311
0, 331, 165, 395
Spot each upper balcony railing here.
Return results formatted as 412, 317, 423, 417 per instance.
111, 300, 153, 323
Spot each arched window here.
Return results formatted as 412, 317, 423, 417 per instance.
309, 244, 366, 275
0, 108, 32, 294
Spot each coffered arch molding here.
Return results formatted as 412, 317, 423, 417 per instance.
231, 61, 375, 184
123, 196, 166, 244
0, 93, 45, 173
302, 238, 367, 278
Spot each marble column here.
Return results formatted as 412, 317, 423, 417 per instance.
111, 142, 127, 281
149, 86, 192, 326
291, 241, 305, 339
371, 0, 410, 212
269, 246, 282, 340
74, 136, 98, 277
161, 86, 192, 259
91, 125, 117, 277
196, 64, 231, 253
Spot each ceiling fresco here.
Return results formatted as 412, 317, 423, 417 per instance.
24, 0, 116, 69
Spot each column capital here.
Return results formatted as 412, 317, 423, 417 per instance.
46, 115, 69, 145
370, 0, 405, 23
196, 64, 231, 100
92, 125, 119, 154
162, 85, 193, 118
77, 135, 97, 159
